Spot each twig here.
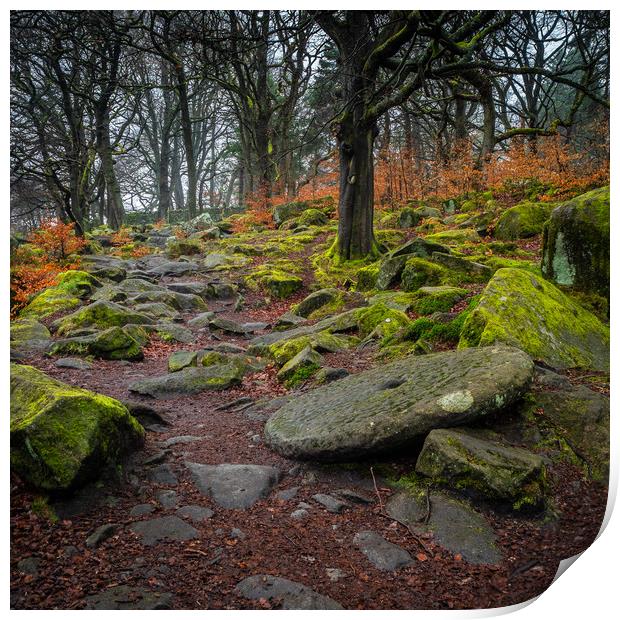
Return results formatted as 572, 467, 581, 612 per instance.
370, 466, 384, 513
283, 534, 304, 550
376, 511, 433, 555
508, 559, 540, 581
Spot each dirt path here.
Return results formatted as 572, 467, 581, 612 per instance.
10, 254, 607, 610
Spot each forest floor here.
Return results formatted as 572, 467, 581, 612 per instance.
10, 229, 608, 610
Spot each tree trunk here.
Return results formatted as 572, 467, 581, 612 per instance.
175, 64, 197, 219
336, 113, 378, 260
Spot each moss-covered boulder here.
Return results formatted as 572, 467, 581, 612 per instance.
276, 346, 323, 384
10, 364, 144, 491
254, 269, 303, 299
56, 271, 103, 297
297, 208, 328, 227
430, 253, 492, 280
49, 326, 144, 361
375, 255, 408, 290
415, 428, 547, 510
398, 207, 420, 228
459, 268, 609, 371
355, 263, 380, 291
168, 350, 199, 372
541, 186, 609, 300
425, 229, 480, 245
495, 202, 554, 240
166, 238, 202, 258
294, 288, 340, 318
53, 300, 154, 336
355, 303, 410, 339
401, 258, 450, 292
11, 319, 52, 355
268, 331, 358, 365
20, 288, 81, 321
389, 237, 450, 259
273, 196, 335, 226
264, 345, 533, 461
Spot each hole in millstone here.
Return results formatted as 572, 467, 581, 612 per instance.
379, 378, 405, 391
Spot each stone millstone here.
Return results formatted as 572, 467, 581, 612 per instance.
236, 575, 343, 610
264, 346, 533, 461
186, 463, 280, 509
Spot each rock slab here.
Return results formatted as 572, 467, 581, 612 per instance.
353, 530, 413, 571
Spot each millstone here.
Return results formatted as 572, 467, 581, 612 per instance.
264, 345, 533, 461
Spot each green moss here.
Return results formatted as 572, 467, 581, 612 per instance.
31, 495, 58, 523
56, 270, 102, 297
166, 238, 203, 258
355, 302, 410, 338
284, 363, 320, 388
401, 258, 451, 291
20, 288, 82, 321
494, 201, 554, 240
355, 263, 380, 291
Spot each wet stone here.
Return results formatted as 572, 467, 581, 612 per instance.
157, 490, 178, 509
353, 530, 413, 571
277, 487, 300, 501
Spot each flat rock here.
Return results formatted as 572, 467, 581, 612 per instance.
148, 464, 178, 486
175, 505, 214, 522
160, 435, 203, 448
146, 261, 199, 277
386, 490, 501, 564
235, 575, 343, 610
128, 364, 244, 398
312, 493, 348, 513
84, 585, 173, 610
353, 530, 413, 571
130, 504, 155, 517
129, 515, 198, 546
264, 346, 533, 461
54, 357, 93, 370
157, 490, 178, 509
86, 523, 119, 548
185, 463, 280, 509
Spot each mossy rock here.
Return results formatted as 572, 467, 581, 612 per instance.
166, 238, 203, 258
53, 300, 154, 336
297, 208, 328, 227
168, 350, 198, 372
375, 255, 408, 290
268, 330, 358, 365
128, 364, 244, 399
293, 288, 341, 318
416, 428, 547, 510
495, 202, 554, 241
355, 303, 410, 339
273, 196, 335, 226
20, 287, 82, 321
11, 318, 52, 355
276, 346, 323, 383
401, 258, 451, 292
541, 186, 609, 301
389, 237, 451, 259
49, 326, 144, 361
252, 269, 303, 299
459, 268, 609, 371
398, 207, 420, 228
56, 271, 103, 298
10, 363, 144, 491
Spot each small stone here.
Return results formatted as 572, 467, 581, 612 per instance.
291, 509, 309, 520
312, 493, 349, 514
54, 357, 93, 370
130, 504, 155, 517
86, 523, 119, 549
333, 488, 374, 504
175, 505, 214, 523
297, 502, 312, 510
160, 435, 203, 448
17, 556, 40, 575
142, 451, 168, 466
148, 464, 178, 486
353, 530, 413, 571
230, 528, 246, 540
62, 545, 79, 558
130, 516, 198, 546
277, 487, 299, 501
157, 490, 178, 509
326, 568, 345, 582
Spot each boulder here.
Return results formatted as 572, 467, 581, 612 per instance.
415, 429, 547, 509
389, 237, 450, 259
11, 364, 144, 491
264, 345, 533, 460
294, 288, 340, 318
49, 326, 143, 361
425, 229, 480, 245
459, 268, 609, 371
168, 350, 198, 372
128, 364, 244, 398
10, 318, 52, 355
276, 346, 323, 383
53, 300, 154, 336
495, 201, 554, 240
541, 186, 609, 300
375, 255, 408, 290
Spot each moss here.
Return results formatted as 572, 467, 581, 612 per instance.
312, 240, 380, 289
355, 263, 380, 291
268, 330, 357, 365
401, 257, 451, 291
458, 268, 609, 371
166, 238, 203, 258
31, 495, 58, 523
284, 363, 321, 388
56, 270, 102, 298
412, 286, 467, 314
168, 350, 198, 372
11, 363, 144, 491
